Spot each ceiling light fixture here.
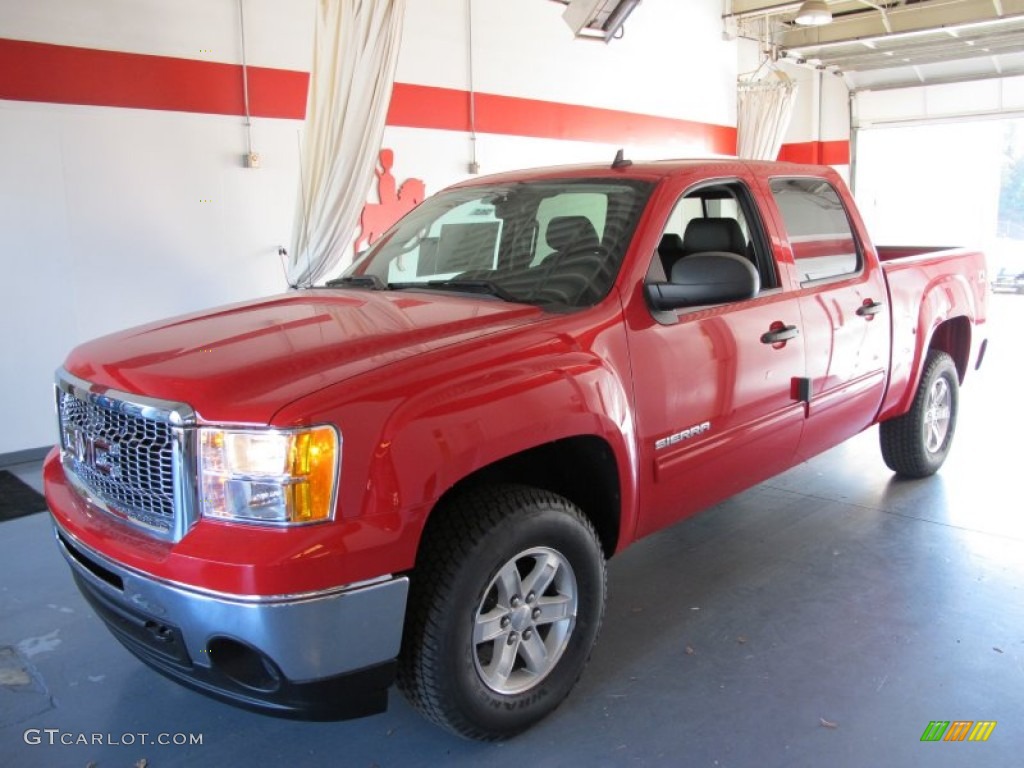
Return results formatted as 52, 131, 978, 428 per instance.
794, 0, 832, 26
562, 0, 641, 42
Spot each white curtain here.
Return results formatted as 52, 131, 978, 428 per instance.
737, 69, 797, 161
288, 0, 407, 287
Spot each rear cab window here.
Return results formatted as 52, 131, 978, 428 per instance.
768, 178, 860, 283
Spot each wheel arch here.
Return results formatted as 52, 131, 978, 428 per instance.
879, 270, 977, 422
421, 435, 622, 560
927, 315, 971, 384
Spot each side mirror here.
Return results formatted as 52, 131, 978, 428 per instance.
645, 252, 759, 311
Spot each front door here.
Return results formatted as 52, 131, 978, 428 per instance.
625, 177, 806, 539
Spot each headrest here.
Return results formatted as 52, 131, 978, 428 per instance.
546, 216, 600, 253
682, 218, 746, 255
657, 233, 685, 260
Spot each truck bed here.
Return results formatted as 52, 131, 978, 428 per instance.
876, 244, 962, 262
876, 244, 988, 423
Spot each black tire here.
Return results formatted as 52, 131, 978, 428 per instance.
397, 484, 606, 741
880, 349, 959, 478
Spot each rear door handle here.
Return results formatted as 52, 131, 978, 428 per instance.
856, 300, 883, 317
761, 324, 800, 344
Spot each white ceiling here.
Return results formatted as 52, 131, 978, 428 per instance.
725, 0, 1024, 91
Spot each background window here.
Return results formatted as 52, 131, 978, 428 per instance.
532, 192, 609, 265
386, 198, 503, 282
769, 178, 859, 282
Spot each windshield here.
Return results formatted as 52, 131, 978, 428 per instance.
336, 178, 653, 309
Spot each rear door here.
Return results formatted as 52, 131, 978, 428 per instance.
763, 176, 889, 459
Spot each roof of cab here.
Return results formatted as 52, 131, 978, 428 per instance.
447, 158, 839, 188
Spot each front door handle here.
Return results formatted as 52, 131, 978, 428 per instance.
761, 324, 800, 344
856, 300, 884, 317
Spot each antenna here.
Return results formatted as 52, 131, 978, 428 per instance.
612, 148, 632, 169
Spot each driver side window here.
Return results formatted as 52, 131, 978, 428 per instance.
648, 181, 776, 294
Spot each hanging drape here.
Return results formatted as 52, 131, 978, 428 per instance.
736, 69, 797, 161
288, 0, 406, 287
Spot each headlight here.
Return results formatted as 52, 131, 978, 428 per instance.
199, 425, 340, 525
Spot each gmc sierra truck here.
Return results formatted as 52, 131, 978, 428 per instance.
45, 159, 988, 740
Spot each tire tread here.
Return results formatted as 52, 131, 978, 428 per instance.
880, 349, 958, 478
396, 484, 604, 740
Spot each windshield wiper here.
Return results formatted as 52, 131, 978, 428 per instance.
424, 279, 519, 303
324, 275, 387, 290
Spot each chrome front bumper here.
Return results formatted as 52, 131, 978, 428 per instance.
53, 521, 409, 720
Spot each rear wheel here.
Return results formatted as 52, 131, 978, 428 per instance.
880, 349, 959, 478
397, 485, 606, 741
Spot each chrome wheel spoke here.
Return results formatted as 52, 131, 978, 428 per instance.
519, 632, 549, 674
474, 607, 510, 644
488, 636, 520, 688
534, 594, 574, 625
521, 551, 559, 598
924, 377, 952, 453
495, 562, 523, 605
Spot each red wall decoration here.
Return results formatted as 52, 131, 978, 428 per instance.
355, 149, 426, 254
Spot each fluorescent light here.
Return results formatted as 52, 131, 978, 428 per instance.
795, 0, 832, 26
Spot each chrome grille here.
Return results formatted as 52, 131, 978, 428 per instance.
55, 372, 196, 540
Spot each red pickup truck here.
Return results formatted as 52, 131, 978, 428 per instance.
45, 159, 988, 740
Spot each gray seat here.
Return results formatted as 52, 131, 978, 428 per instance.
657, 233, 686, 278
545, 215, 600, 254
532, 216, 607, 306
681, 218, 747, 258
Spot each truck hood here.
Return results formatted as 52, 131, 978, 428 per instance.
64, 289, 545, 424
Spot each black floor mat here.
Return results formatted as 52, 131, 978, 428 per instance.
0, 470, 47, 521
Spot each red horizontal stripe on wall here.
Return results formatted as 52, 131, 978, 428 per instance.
387, 83, 737, 155
9, 39, 858, 164
0, 38, 308, 119
777, 140, 850, 165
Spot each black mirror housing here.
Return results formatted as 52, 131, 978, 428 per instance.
645, 252, 759, 311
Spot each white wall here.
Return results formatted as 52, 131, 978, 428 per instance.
0, 0, 314, 455
398, 0, 736, 125
1, 0, 739, 455
781, 65, 849, 146
735, 38, 850, 178
380, 0, 739, 202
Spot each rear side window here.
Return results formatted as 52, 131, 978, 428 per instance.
769, 178, 859, 282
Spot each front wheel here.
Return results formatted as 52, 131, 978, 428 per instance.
880, 349, 959, 478
397, 485, 606, 741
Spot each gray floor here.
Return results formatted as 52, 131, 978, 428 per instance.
2, 296, 1021, 768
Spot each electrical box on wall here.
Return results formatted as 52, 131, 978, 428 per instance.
245, 152, 262, 169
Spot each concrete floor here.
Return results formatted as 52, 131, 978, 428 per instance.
1, 295, 1021, 768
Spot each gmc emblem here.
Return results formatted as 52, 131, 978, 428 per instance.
63, 426, 120, 478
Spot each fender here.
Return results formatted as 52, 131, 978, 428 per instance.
271, 305, 639, 585
878, 265, 976, 422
